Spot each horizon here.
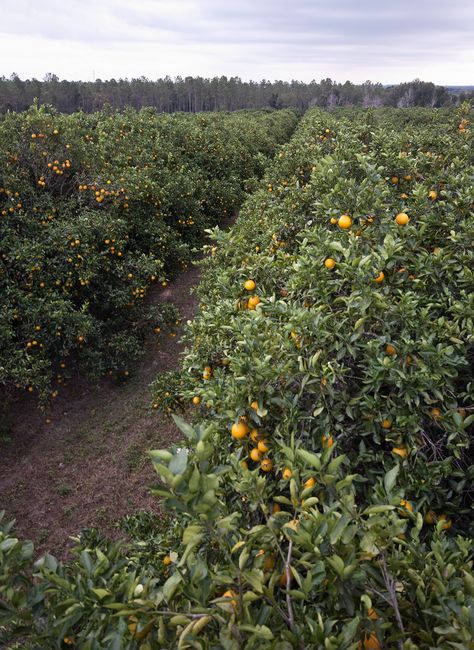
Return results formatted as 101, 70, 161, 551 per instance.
3, 73, 473, 89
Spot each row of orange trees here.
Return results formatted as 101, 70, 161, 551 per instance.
1, 105, 473, 648
0, 105, 298, 404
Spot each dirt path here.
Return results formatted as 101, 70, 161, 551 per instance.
0, 263, 202, 558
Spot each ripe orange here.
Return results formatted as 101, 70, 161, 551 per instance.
282, 467, 293, 480
374, 271, 385, 283
244, 279, 256, 291
260, 458, 273, 472
272, 502, 282, 513
263, 554, 276, 571
322, 434, 334, 447
304, 477, 316, 489
399, 499, 413, 516
231, 421, 250, 439
392, 446, 408, 458
250, 428, 259, 443
367, 608, 379, 620
324, 257, 336, 270
250, 400, 259, 411
391, 176, 399, 184
257, 440, 269, 453
250, 448, 262, 462
359, 633, 381, 649
431, 407, 442, 420
163, 555, 172, 565
222, 590, 237, 608
395, 212, 409, 225
382, 419, 392, 429
428, 190, 438, 200
338, 214, 352, 230
386, 344, 396, 356
438, 514, 452, 529
330, 217, 337, 225
192, 396, 201, 405
247, 295, 261, 309
424, 510, 437, 525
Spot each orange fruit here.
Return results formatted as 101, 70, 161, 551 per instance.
399, 499, 413, 516
231, 421, 250, 439
386, 344, 396, 356
250, 428, 259, 443
374, 271, 385, 283
282, 467, 293, 480
322, 434, 334, 447
263, 554, 276, 571
330, 217, 337, 225
395, 212, 409, 225
431, 407, 442, 420
368, 607, 379, 620
250, 448, 262, 462
338, 214, 352, 230
392, 446, 408, 458
260, 458, 273, 472
163, 555, 172, 565
438, 514, 452, 529
192, 396, 201, 405
428, 190, 438, 200
250, 400, 259, 411
247, 295, 261, 309
391, 176, 399, 184
304, 477, 316, 488
424, 510, 437, 525
324, 257, 336, 269
359, 633, 381, 649
244, 279, 256, 291
382, 419, 392, 429
272, 502, 282, 513
222, 590, 237, 608
257, 440, 269, 453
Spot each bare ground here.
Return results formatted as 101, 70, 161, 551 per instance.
0, 264, 201, 559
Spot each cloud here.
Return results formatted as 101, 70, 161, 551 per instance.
0, 0, 473, 84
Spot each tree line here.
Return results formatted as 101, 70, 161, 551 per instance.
1, 73, 473, 114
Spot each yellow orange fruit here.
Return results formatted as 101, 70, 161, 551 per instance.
222, 590, 237, 608
282, 467, 293, 480
324, 257, 336, 269
338, 214, 352, 230
304, 477, 316, 489
428, 190, 438, 200
322, 434, 334, 447
231, 421, 250, 439
374, 271, 385, 283
386, 344, 396, 356
247, 295, 261, 309
257, 440, 269, 453
382, 419, 392, 429
392, 446, 408, 458
260, 458, 273, 472
399, 499, 413, 516
359, 633, 381, 649
250, 400, 259, 411
244, 279, 256, 291
192, 396, 201, 405
250, 448, 262, 462
395, 212, 409, 225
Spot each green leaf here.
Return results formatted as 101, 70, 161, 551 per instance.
384, 464, 399, 495
172, 414, 197, 441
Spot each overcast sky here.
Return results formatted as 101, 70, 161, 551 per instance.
1, 0, 473, 85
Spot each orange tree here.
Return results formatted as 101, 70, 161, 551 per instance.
1, 107, 473, 648
0, 105, 298, 404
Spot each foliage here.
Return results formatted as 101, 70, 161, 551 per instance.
0, 105, 298, 403
1, 107, 474, 648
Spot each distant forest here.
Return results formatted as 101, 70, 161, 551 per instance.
1, 73, 473, 113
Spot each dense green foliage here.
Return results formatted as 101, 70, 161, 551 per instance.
2, 74, 471, 114
0, 106, 298, 403
1, 106, 473, 649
